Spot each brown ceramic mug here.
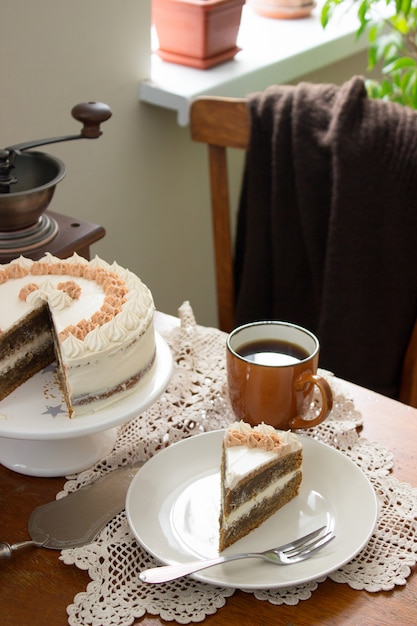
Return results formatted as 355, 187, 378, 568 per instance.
226, 321, 333, 430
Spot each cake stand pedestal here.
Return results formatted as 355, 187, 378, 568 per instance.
0, 429, 118, 477
0, 333, 172, 477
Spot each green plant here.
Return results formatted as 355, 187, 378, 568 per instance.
321, 0, 417, 108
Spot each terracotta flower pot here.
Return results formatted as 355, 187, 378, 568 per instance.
152, 0, 245, 69
247, 0, 316, 19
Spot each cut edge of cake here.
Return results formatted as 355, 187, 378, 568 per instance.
0, 303, 55, 401
219, 421, 303, 552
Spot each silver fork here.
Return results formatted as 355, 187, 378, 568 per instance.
139, 525, 335, 583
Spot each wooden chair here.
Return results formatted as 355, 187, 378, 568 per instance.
189, 95, 417, 408
190, 96, 249, 334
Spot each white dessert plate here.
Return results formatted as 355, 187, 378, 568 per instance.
126, 430, 378, 590
0, 332, 172, 440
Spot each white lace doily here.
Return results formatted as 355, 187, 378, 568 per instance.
60, 302, 417, 625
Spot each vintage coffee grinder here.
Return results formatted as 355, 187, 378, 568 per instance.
0, 102, 112, 260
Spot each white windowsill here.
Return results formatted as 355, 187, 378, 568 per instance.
139, 4, 365, 126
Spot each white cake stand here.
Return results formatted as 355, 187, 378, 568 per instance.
0, 333, 173, 477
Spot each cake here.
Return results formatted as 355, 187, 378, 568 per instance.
219, 421, 303, 551
0, 252, 156, 416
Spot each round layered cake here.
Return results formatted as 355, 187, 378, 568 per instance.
0, 253, 156, 416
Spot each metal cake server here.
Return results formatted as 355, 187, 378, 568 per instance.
0, 465, 140, 560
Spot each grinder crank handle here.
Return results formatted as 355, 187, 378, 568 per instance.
5, 102, 112, 152
71, 102, 113, 138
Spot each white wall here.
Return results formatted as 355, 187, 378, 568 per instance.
1, 1, 369, 328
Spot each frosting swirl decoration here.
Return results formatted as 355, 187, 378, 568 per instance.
3, 252, 155, 359
225, 421, 298, 453
19, 279, 81, 311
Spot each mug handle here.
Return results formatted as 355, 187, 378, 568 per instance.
289, 372, 333, 429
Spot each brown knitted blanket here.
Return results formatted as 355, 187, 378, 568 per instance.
234, 76, 417, 398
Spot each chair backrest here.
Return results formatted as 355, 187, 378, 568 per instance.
190, 96, 249, 334
189, 94, 417, 409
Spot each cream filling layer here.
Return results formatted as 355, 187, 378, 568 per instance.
0, 330, 51, 373
223, 469, 299, 525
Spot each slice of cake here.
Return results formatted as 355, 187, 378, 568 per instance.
0, 253, 156, 417
219, 421, 303, 551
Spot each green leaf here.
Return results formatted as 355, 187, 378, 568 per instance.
368, 23, 378, 42
358, 0, 369, 24
400, 0, 411, 16
320, 3, 331, 27
383, 56, 417, 73
391, 14, 410, 33
321, 0, 417, 108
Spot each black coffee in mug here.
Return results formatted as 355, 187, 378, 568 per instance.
238, 338, 310, 366
227, 320, 333, 429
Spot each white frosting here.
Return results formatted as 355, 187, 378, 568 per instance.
0, 272, 105, 332
224, 422, 302, 489
60, 333, 85, 359
10, 255, 33, 270
0, 253, 156, 416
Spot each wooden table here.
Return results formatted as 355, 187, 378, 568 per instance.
1, 348, 416, 625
